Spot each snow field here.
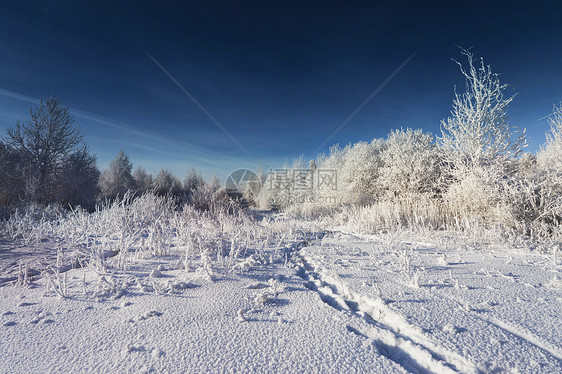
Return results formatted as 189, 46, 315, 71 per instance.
1, 202, 561, 373
0, 253, 406, 373
301, 231, 562, 373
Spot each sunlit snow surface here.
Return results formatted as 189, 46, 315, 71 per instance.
301, 231, 562, 373
1, 228, 561, 373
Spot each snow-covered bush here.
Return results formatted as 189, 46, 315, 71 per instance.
2, 202, 67, 243
378, 128, 440, 200
329, 195, 446, 233
537, 103, 562, 186
1, 189, 288, 276
531, 103, 562, 237
333, 140, 386, 204
443, 167, 517, 229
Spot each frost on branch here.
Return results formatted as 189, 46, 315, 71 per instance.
439, 48, 526, 177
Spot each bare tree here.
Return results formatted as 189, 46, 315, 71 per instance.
5, 97, 84, 203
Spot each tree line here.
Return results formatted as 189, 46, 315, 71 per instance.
257, 50, 562, 239
2, 49, 561, 239
0, 97, 212, 212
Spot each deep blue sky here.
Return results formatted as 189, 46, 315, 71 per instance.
1, 1, 561, 180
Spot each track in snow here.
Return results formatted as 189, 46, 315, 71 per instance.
292, 251, 479, 374
432, 290, 562, 363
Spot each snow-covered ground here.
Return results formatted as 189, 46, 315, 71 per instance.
1, 223, 561, 373
299, 230, 562, 373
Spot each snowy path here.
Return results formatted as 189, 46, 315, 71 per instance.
298, 231, 562, 373
293, 253, 478, 374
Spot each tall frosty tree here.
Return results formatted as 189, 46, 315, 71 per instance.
439, 49, 526, 177
184, 168, 204, 193
99, 150, 135, 199
534, 104, 562, 226
154, 169, 182, 196
132, 166, 154, 194
3, 97, 99, 206
438, 50, 527, 225
5, 97, 85, 203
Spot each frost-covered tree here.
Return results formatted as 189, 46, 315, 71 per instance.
379, 128, 439, 199
59, 147, 100, 209
0, 141, 26, 205
438, 50, 527, 226
439, 49, 526, 177
4, 97, 85, 203
533, 103, 562, 230
537, 103, 562, 175
310, 140, 386, 206
154, 169, 182, 196
190, 174, 229, 212
338, 140, 386, 203
318, 144, 346, 171
99, 150, 135, 199
183, 168, 204, 194
133, 166, 154, 194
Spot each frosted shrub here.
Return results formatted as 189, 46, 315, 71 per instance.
3, 203, 66, 243
378, 128, 440, 200
444, 168, 506, 226
2, 186, 301, 281
334, 140, 386, 204
537, 103, 562, 175
530, 103, 562, 236
331, 196, 446, 233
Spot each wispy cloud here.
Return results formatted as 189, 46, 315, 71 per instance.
0, 86, 248, 166
0, 87, 192, 149
0, 88, 40, 105
0, 88, 145, 135
71, 109, 170, 143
